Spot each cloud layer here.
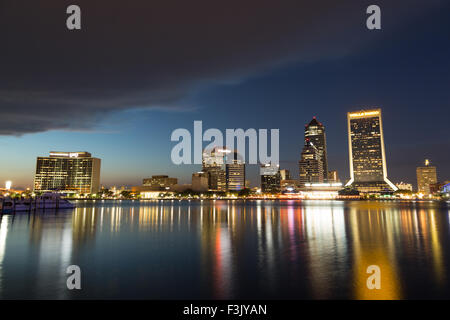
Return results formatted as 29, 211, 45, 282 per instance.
0, 0, 442, 135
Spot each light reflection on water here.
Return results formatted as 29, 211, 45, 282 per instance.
0, 200, 449, 299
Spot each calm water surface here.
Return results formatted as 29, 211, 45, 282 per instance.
0, 200, 449, 299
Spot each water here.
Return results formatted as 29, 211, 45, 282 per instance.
0, 199, 449, 299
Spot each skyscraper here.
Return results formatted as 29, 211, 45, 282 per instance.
226, 150, 245, 191
34, 151, 101, 194
305, 117, 328, 181
192, 171, 209, 192
260, 163, 281, 193
299, 139, 323, 186
346, 109, 397, 192
416, 159, 437, 195
202, 147, 227, 191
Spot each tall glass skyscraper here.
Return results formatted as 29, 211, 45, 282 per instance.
305, 117, 328, 181
299, 139, 323, 186
34, 151, 101, 194
346, 109, 397, 192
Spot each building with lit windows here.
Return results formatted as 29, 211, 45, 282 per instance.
143, 175, 178, 188
299, 139, 323, 186
345, 109, 397, 193
279, 169, 290, 180
301, 182, 343, 199
226, 150, 245, 191
327, 170, 339, 183
202, 147, 245, 192
305, 117, 328, 181
202, 147, 227, 191
416, 159, 437, 195
34, 151, 101, 194
260, 163, 281, 193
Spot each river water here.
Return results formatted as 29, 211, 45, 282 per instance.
0, 199, 449, 299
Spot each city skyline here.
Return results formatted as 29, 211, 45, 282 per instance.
12, 107, 447, 195
1, 106, 448, 191
1, 1, 450, 189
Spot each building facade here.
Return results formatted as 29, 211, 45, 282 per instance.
202, 147, 245, 192
327, 170, 339, 183
143, 175, 178, 188
305, 117, 328, 181
260, 163, 281, 193
226, 151, 245, 191
34, 151, 101, 194
202, 147, 227, 191
416, 159, 437, 195
279, 169, 291, 180
299, 139, 323, 186
280, 179, 298, 191
345, 109, 397, 193
430, 181, 449, 194
192, 172, 209, 192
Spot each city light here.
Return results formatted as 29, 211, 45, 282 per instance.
5, 180, 12, 190
304, 183, 343, 187
348, 110, 380, 118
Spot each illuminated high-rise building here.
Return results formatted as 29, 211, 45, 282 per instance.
203, 147, 245, 192
225, 150, 245, 191
34, 151, 101, 194
260, 163, 281, 193
202, 147, 227, 191
305, 117, 328, 181
299, 139, 323, 186
416, 159, 437, 195
346, 109, 397, 192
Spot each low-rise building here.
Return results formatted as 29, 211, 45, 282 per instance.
143, 175, 178, 188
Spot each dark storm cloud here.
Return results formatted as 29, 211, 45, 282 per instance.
0, 0, 443, 135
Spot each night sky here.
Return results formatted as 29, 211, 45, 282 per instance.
0, 0, 449, 189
